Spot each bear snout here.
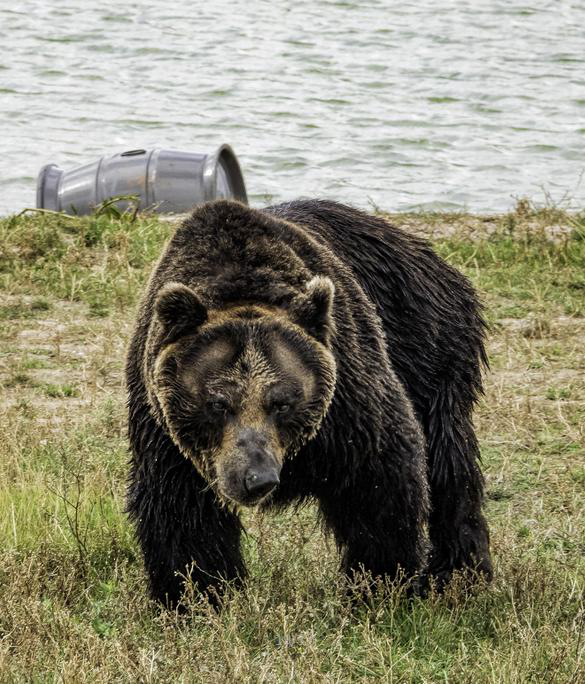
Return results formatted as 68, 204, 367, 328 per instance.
222, 454, 281, 506
221, 428, 282, 505
244, 465, 280, 499
237, 444, 281, 504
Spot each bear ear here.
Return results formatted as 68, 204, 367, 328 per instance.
288, 276, 335, 345
155, 282, 208, 344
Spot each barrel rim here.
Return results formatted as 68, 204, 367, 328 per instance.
36, 163, 63, 210
209, 144, 248, 204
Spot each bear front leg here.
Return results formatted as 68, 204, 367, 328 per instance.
425, 392, 492, 588
318, 430, 430, 593
127, 417, 245, 607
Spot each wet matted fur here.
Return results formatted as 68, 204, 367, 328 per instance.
126, 199, 492, 606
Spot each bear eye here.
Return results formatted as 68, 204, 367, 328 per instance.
272, 402, 291, 415
207, 397, 231, 415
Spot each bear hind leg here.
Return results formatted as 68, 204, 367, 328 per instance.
425, 394, 492, 590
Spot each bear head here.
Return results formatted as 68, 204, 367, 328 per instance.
150, 276, 337, 507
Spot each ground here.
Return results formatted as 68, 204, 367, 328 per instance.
0, 203, 583, 682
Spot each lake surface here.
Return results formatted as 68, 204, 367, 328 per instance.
1, 0, 584, 215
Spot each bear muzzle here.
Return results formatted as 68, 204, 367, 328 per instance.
219, 428, 282, 506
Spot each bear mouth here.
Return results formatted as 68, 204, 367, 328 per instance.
215, 486, 277, 509
218, 469, 280, 508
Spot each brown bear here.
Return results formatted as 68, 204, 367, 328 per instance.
126, 199, 492, 607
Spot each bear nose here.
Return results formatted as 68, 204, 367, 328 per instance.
244, 467, 280, 498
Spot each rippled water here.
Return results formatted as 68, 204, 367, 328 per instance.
1, 1, 585, 215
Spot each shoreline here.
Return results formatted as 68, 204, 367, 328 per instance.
3, 201, 584, 242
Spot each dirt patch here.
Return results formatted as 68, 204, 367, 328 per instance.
381, 212, 579, 242
0, 302, 132, 422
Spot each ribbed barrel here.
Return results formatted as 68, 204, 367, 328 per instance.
36, 145, 248, 215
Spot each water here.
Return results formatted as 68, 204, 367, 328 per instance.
1, 0, 585, 216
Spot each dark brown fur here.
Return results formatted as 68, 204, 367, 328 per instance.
126, 199, 491, 607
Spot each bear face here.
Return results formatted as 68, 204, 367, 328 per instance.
150, 278, 337, 507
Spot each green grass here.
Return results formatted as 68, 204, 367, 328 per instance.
435, 234, 585, 320
0, 206, 583, 682
0, 209, 173, 318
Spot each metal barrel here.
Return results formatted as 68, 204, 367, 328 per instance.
36, 145, 248, 214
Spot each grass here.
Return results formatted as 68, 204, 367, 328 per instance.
0, 205, 584, 682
